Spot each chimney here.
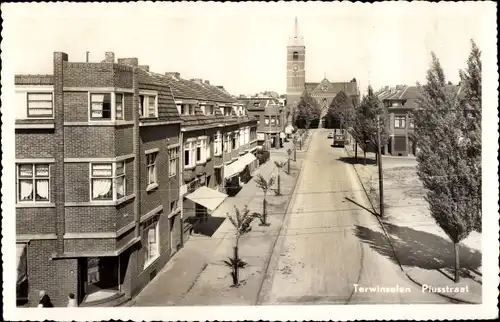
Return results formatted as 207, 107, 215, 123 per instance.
104, 52, 115, 63
190, 78, 203, 84
165, 72, 180, 79
117, 58, 139, 66
204, 80, 210, 85
86, 51, 90, 62
138, 65, 150, 71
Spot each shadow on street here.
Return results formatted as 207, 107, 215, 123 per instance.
353, 223, 482, 282
337, 156, 377, 165
193, 216, 226, 237
345, 197, 378, 216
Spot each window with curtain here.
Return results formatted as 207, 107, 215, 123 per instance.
90, 93, 112, 120
146, 152, 158, 185
142, 215, 160, 268
206, 137, 211, 159
115, 94, 124, 120
27, 93, 53, 117
17, 164, 50, 203
196, 140, 202, 162
91, 164, 113, 200
224, 134, 231, 152
168, 147, 179, 177
139, 95, 157, 118
239, 129, 245, 146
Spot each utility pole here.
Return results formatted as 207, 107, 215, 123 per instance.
376, 115, 384, 217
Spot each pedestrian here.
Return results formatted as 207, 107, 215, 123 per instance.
67, 292, 78, 307
38, 290, 53, 307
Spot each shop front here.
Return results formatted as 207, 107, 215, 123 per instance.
78, 256, 122, 306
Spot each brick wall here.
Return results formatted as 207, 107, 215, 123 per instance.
116, 126, 134, 156
26, 239, 77, 307
15, 131, 56, 158
63, 92, 88, 122
64, 207, 116, 233
64, 127, 116, 158
63, 238, 116, 253
63, 63, 115, 88
17, 208, 57, 235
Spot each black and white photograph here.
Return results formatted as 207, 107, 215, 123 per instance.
1, 1, 498, 321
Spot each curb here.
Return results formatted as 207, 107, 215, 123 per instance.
344, 146, 477, 305
254, 132, 311, 305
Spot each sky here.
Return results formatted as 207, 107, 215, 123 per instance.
1, 2, 494, 96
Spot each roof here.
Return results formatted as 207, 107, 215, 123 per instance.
377, 84, 461, 110
305, 79, 358, 97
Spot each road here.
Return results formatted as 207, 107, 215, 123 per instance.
257, 129, 449, 305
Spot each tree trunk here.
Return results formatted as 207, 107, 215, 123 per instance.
454, 242, 460, 283
263, 194, 267, 223
364, 150, 367, 165
277, 172, 281, 195
233, 245, 239, 285
288, 159, 291, 175
294, 147, 296, 161
355, 141, 358, 161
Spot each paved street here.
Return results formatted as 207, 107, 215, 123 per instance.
257, 129, 449, 305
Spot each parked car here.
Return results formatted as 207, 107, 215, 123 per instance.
332, 129, 346, 147
327, 132, 334, 139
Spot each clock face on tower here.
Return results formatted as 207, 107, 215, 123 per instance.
292, 64, 299, 72
322, 84, 328, 92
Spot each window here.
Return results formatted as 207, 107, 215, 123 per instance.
214, 132, 222, 155
90, 162, 125, 201
196, 139, 207, 163
206, 137, 211, 159
142, 215, 159, 268
239, 129, 245, 146
271, 117, 276, 125
146, 152, 158, 185
225, 133, 232, 153
232, 133, 238, 150
115, 94, 124, 120
265, 117, 270, 125
184, 141, 196, 168
276, 117, 280, 126
168, 147, 179, 177
409, 118, 414, 128
90, 93, 112, 120
394, 116, 406, 129
293, 51, 299, 60
27, 93, 53, 117
17, 164, 50, 203
245, 127, 250, 144
139, 95, 157, 118
205, 105, 214, 115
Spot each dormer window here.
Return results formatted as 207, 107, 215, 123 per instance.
293, 52, 299, 60
139, 94, 158, 118
205, 105, 214, 115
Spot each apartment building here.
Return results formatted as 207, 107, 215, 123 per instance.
15, 52, 183, 307
159, 74, 259, 240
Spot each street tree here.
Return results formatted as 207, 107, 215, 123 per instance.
351, 86, 390, 164
326, 91, 354, 129
274, 160, 288, 195
458, 39, 482, 233
224, 205, 255, 286
412, 50, 480, 283
295, 89, 321, 129
254, 174, 275, 226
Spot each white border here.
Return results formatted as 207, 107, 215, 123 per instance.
2, 1, 498, 321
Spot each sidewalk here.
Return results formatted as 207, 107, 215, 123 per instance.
128, 146, 305, 306
343, 144, 482, 304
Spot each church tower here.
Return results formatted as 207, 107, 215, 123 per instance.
286, 17, 306, 122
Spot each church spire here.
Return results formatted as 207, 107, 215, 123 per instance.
288, 16, 304, 46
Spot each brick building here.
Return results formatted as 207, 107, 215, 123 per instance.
14, 52, 257, 307
158, 73, 258, 240
285, 17, 360, 127
376, 84, 460, 156
243, 98, 285, 149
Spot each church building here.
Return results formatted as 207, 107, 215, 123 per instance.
286, 17, 360, 127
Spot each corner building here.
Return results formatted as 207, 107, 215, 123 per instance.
14, 52, 258, 307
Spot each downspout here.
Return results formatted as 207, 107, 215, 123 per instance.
133, 67, 141, 241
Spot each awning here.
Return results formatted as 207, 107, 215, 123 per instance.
16, 243, 27, 284
224, 160, 245, 179
185, 186, 228, 212
239, 152, 257, 168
